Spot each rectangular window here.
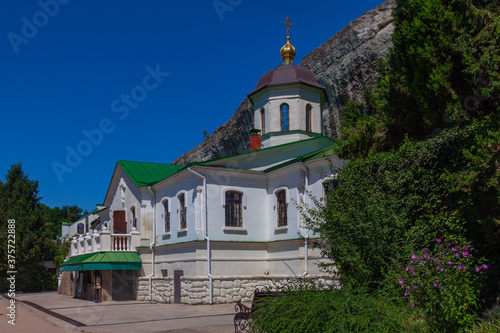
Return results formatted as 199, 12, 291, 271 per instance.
131, 207, 137, 229
323, 180, 339, 204
225, 191, 243, 227
261, 108, 266, 134
178, 194, 186, 230
276, 190, 287, 227
281, 104, 289, 131
163, 200, 170, 233
306, 105, 312, 132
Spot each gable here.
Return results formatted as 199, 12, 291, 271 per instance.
102, 161, 185, 206
118, 160, 185, 187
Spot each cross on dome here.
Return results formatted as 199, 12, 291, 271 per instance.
283, 16, 293, 37
280, 16, 296, 65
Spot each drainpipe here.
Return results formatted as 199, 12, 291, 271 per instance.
147, 186, 156, 301
299, 161, 309, 279
84, 209, 89, 234
187, 167, 212, 304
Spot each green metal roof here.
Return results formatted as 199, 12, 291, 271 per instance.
263, 143, 338, 173
198, 136, 334, 166
61, 222, 73, 226
60, 252, 141, 271
197, 136, 337, 172
118, 160, 185, 187
90, 207, 107, 214
90, 219, 101, 229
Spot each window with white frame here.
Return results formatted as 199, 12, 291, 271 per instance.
163, 199, 170, 233
77, 223, 84, 234
178, 193, 186, 230
276, 189, 288, 227
280, 103, 289, 131
260, 108, 265, 134
323, 179, 339, 204
130, 206, 137, 229
306, 104, 312, 132
225, 191, 243, 227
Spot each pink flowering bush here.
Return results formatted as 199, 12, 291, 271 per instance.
400, 238, 488, 331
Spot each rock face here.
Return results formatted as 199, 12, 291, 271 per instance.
301, 0, 395, 139
173, 0, 395, 165
174, 98, 253, 165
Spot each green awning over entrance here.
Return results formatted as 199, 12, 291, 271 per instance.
61, 252, 141, 272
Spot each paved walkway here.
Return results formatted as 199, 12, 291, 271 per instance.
0, 292, 236, 333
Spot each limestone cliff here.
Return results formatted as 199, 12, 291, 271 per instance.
173, 0, 395, 165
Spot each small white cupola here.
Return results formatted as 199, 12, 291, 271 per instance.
247, 17, 328, 149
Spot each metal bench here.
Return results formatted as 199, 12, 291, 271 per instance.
234, 288, 286, 333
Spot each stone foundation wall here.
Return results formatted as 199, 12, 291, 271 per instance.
58, 271, 74, 297
136, 277, 174, 302
136, 275, 338, 304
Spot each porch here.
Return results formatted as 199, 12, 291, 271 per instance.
69, 226, 141, 257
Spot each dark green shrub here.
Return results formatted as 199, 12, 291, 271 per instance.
303, 119, 499, 300
251, 287, 426, 333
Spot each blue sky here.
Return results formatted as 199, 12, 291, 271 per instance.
1, 0, 386, 211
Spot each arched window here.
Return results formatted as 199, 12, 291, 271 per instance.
130, 206, 136, 229
260, 108, 265, 134
178, 193, 186, 230
323, 179, 339, 204
276, 189, 287, 227
306, 104, 312, 132
163, 199, 170, 233
77, 223, 84, 234
225, 191, 243, 227
280, 104, 289, 131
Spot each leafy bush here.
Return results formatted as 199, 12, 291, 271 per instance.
400, 238, 487, 331
303, 118, 499, 299
251, 287, 426, 333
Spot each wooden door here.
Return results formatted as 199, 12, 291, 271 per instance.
174, 270, 184, 304
113, 210, 126, 234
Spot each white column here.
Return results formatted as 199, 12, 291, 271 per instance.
101, 226, 112, 251
84, 232, 91, 254
130, 227, 140, 250
91, 229, 100, 252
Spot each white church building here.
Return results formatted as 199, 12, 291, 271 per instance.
60, 24, 344, 304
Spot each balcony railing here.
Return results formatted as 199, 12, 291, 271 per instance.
69, 226, 140, 258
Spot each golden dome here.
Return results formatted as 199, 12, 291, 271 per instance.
280, 36, 296, 65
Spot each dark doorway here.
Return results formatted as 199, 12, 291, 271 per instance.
174, 270, 184, 304
113, 210, 126, 234
112, 270, 134, 300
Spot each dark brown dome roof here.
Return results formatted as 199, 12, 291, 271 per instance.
248, 64, 325, 97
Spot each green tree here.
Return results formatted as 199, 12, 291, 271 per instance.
0, 163, 54, 292
302, 120, 499, 330
53, 236, 71, 271
202, 129, 211, 141
40, 204, 82, 239
338, 0, 500, 159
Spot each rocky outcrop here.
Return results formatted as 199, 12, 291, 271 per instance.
300, 0, 395, 139
174, 98, 253, 165
173, 0, 395, 165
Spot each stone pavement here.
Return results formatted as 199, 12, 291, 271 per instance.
0, 292, 236, 333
